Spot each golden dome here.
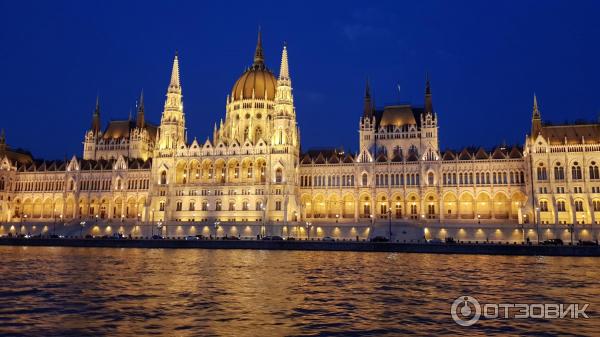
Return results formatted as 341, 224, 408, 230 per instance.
230, 29, 277, 102
231, 65, 277, 101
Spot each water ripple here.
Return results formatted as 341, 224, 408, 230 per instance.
0, 247, 598, 336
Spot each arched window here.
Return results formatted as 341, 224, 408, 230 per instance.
428, 172, 434, 185
160, 171, 167, 185
554, 162, 565, 180
590, 161, 599, 180
572, 162, 582, 180
275, 168, 283, 183
593, 200, 600, 212
557, 200, 566, 212
537, 163, 547, 181
362, 173, 368, 186
575, 200, 584, 212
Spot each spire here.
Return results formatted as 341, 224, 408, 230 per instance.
169, 52, 181, 91
253, 27, 264, 66
363, 78, 374, 118
279, 43, 289, 81
532, 93, 541, 118
424, 73, 434, 114
531, 93, 542, 137
91, 96, 101, 134
0, 129, 5, 151
136, 89, 145, 129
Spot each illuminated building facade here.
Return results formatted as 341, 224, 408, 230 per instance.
1, 32, 599, 241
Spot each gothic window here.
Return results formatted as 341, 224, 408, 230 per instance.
410, 204, 418, 215
395, 202, 402, 218
189, 201, 195, 211
427, 204, 435, 215
539, 201, 548, 212
275, 201, 282, 211
176, 201, 183, 211
216, 201, 222, 211
202, 201, 208, 211
159, 201, 165, 211
242, 201, 249, 211
362, 173, 368, 186
554, 163, 565, 180
556, 200, 566, 212
594, 200, 600, 212
229, 201, 235, 211
275, 168, 283, 183
572, 162, 583, 180
428, 172, 434, 185
575, 200, 584, 212
536, 164, 547, 180
160, 171, 167, 185
590, 162, 600, 180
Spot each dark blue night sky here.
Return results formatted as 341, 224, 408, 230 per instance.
1, 0, 600, 159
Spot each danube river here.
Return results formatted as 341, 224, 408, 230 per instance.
0, 247, 598, 336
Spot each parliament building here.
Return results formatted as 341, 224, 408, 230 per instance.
1, 32, 599, 241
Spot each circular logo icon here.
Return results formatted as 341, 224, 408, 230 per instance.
451, 296, 481, 326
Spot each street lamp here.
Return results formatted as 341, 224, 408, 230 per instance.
80, 221, 86, 237
21, 214, 28, 235
336, 214, 339, 223
387, 209, 393, 241
535, 206, 540, 244
305, 221, 312, 240
477, 214, 481, 224
568, 223, 575, 245
214, 221, 220, 239
261, 203, 266, 238
157, 222, 163, 238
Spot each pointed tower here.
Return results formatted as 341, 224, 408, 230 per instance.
136, 89, 145, 129
420, 74, 439, 160
359, 78, 375, 162
91, 96, 101, 134
0, 129, 6, 152
254, 27, 265, 67
83, 97, 101, 160
363, 78, 374, 118
271, 43, 301, 225
531, 93, 542, 137
424, 74, 434, 115
273, 43, 298, 146
157, 52, 186, 151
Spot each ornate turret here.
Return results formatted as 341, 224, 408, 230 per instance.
157, 52, 186, 150
91, 96, 101, 134
363, 79, 374, 118
531, 93, 542, 137
0, 129, 6, 152
136, 89, 145, 129
253, 28, 265, 66
424, 74, 434, 115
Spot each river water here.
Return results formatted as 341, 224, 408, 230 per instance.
0, 247, 598, 336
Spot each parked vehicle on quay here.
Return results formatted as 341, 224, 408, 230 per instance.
370, 236, 389, 242
262, 236, 284, 241
541, 239, 564, 245
322, 236, 335, 242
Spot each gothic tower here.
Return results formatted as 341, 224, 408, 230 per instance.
271, 44, 301, 223
359, 79, 375, 162
420, 75, 439, 160
157, 53, 186, 152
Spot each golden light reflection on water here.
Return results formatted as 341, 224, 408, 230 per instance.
0, 247, 599, 336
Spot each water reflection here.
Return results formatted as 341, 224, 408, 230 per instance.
0, 247, 598, 336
